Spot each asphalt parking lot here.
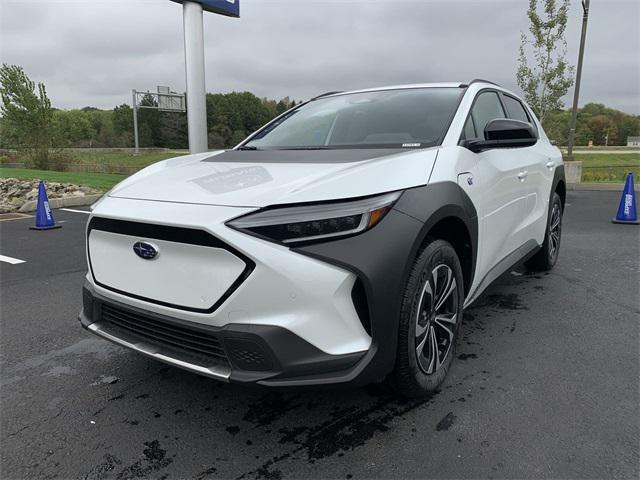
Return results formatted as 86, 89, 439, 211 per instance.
1, 191, 638, 480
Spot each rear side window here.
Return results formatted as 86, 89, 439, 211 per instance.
502, 95, 531, 123
470, 92, 505, 138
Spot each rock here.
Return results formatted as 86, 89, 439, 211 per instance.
0, 177, 100, 213
25, 189, 38, 200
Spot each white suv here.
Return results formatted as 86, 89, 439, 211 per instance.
80, 80, 565, 397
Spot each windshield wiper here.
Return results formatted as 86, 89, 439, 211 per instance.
236, 145, 259, 150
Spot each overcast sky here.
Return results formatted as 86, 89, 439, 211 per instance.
1, 0, 638, 114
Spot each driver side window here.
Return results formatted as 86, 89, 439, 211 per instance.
469, 91, 506, 140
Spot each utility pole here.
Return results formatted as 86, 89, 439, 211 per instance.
567, 0, 590, 160
132, 89, 140, 155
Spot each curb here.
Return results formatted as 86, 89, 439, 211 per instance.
18, 194, 102, 213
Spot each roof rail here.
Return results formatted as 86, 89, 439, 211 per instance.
310, 91, 343, 100
459, 78, 501, 88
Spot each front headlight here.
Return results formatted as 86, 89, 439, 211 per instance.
227, 191, 402, 245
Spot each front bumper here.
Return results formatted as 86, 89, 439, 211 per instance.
81, 195, 429, 387
80, 282, 371, 386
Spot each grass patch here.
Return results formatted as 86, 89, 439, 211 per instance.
570, 153, 640, 183
66, 150, 187, 168
571, 153, 640, 167
0, 168, 126, 192
0, 150, 188, 172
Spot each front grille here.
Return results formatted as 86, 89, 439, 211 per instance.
87, 217, 255, 314
100, 303, 229, 366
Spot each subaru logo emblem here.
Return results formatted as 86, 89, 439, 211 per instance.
133, 241, 159, 260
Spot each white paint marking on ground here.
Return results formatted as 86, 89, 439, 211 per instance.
60, 208, 90, 214
0, 255, 26, 265
0, 213, 32, 222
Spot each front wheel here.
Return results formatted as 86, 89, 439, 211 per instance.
526, 192, 563, 272
391, 239, 464, 398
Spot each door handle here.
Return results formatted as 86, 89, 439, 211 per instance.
517, 170, 528, 181
546, 161, 555, 170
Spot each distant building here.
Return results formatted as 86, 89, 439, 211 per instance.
627, 136, 640, 147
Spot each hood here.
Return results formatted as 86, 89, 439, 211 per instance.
109, 148, 439, 207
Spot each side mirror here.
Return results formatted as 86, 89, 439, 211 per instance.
465, 118, 537, 153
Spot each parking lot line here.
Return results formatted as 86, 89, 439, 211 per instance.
0, 213, 32, 222
0, 254, 26, 265
60, 208, 90, 214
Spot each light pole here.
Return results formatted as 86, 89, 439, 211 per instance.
182, 1, 209, 154
169, 1, 240, 153
567, 0, 590, 160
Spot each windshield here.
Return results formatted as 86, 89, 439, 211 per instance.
243, 87, 462, 150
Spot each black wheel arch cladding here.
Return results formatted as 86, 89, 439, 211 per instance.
294, 182, 478, 383
552, 164, 566, 207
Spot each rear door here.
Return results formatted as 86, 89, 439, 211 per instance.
499, 93, 549, 244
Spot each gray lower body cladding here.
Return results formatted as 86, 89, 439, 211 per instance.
295, 183, 478, 384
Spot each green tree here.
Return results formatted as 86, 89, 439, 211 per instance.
54, 109, 95, 147
112, 104, 134, 147
0, 64, 55, 168
137, 94, 161, 147
587, 114, 610, 145
113, 104, 133, 134
619, 115, 640, 145
206, 92, 273, 147
517, 0, 574, 124
159, 112, 188, 149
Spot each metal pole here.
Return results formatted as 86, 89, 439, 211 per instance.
132, 89, 140, 154
183, 1, 208, 154
567, 0, 590, 160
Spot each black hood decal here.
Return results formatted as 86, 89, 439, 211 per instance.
201, 149, 408, 164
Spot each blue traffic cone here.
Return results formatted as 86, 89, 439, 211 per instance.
612, 172, 639, 225
29, 180, 61, 230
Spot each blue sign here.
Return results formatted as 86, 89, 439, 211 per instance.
170, 0, 239, 17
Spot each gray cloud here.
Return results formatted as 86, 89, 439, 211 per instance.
1, 0, 638, 114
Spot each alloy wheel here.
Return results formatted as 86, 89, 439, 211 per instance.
548, 203, 561, 261
415, 264, 459, 375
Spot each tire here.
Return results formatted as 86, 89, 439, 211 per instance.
391, 239, 464, 398
526, 192, 563, 272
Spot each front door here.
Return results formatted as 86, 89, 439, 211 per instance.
461, 91, 531, 286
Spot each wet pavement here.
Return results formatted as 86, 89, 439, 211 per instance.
1, 191, 638, 479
